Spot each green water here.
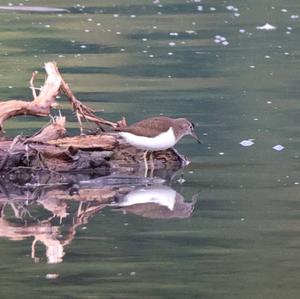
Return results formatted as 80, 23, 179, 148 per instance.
0, 0, 300, 298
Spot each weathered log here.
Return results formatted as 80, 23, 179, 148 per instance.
0, 139, 187, 173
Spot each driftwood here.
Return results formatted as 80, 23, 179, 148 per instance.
0, 62, 187, 173
0, 62, 118, 133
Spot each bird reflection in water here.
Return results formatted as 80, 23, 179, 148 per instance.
110, 185, 195, 219
0, 175, 197, 264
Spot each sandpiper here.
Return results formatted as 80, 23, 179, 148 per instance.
115, 116, 201, 172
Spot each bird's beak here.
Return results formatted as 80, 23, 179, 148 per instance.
190, 131, 202, 143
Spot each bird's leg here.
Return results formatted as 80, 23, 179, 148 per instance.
149, 152, 154, 177
143, 150, 149, 177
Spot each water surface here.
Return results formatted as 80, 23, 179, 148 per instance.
0, 0, 300, 298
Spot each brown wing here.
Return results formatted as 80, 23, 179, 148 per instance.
115, 117, 173, 137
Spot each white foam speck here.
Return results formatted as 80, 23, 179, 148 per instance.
214, 35, 228, 46
197, 5, 203, 11
240, 139, 255, 147
226, 5, 239, 12
256, 23, 276, 30
186, 30, 196, 34
273, 145, 285, 151
226, 5, 234, 11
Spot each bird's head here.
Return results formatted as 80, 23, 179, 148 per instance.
175, 118, 202, 143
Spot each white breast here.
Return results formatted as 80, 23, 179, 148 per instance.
119, 127, 176, 151
116, 186, 176, 211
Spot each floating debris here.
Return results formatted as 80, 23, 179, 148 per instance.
273, 145, 285, 151
226, 5, 239, 12
214, 35, 229, 46
186, 30, 197, 35
240, 139, 255, 147
0, 6, 69, 12
256, 23, 277, 30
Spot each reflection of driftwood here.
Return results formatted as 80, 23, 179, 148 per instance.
0, 176, 196, 263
